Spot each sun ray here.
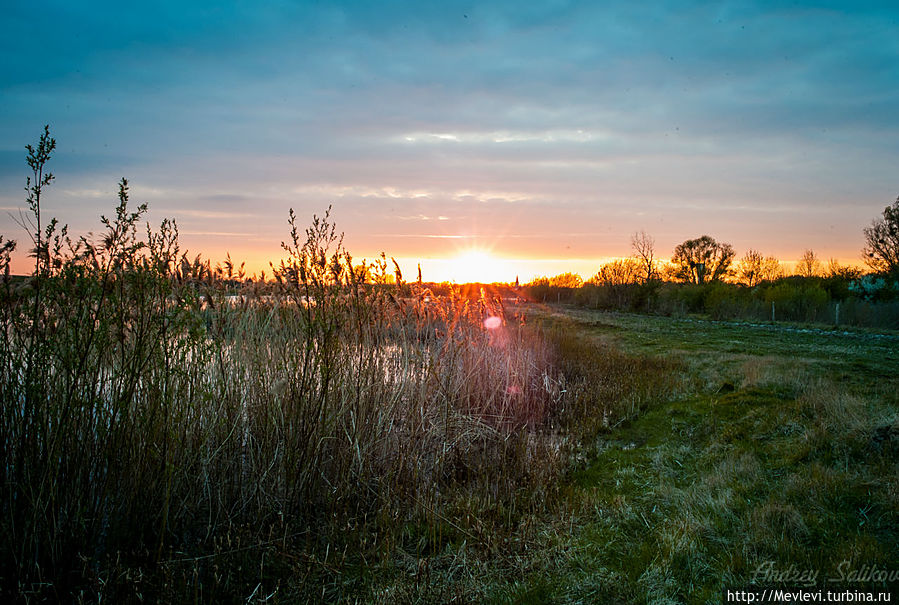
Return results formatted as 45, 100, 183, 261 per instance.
448, 248, 511, 284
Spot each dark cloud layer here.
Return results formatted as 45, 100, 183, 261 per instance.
2, 0, 897, 276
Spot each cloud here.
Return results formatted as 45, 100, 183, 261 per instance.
395, 214, 450, 221
2, 0, 897, 274
180, 231, 255, 237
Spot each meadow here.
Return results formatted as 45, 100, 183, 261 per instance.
497, 308, 899, 603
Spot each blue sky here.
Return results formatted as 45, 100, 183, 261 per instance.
1, 0, 897, 280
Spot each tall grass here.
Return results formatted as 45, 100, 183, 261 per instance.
1, 130, 686, 601
0, 149, 599, 600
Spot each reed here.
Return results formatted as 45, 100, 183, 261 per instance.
1, 130, 678, 602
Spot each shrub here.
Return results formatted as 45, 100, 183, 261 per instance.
762, 280, 830, 322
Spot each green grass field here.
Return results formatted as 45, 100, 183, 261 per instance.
482, 307, 899, 604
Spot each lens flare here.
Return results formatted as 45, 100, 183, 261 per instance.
483, 315, 502, 330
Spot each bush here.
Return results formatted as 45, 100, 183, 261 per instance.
762, 280, 830, 323
653, 282, 708, 316
703, 282, 765, 320
849, 275, 899, 302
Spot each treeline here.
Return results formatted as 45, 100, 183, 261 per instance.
524, 219, 899, 329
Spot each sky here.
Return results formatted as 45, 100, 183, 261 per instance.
1, 0, 898, 282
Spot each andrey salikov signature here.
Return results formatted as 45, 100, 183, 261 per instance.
752, 560, 899, 587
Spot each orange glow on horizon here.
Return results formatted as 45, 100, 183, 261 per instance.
392, 254, 611, 284
446, 248, 510, 284
4, 238, 870, 284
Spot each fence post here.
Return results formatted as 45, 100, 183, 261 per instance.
835, 302, 840, 326
771, 301, 775, 322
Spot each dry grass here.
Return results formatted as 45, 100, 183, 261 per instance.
2, 181, 670, 601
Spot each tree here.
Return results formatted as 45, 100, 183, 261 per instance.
631, 231, 658, 282
591, 258, 641, 287
862, 196, 899, 276
796, 249, 820, 278
825, 258, 861, 281
758, 256, 784, 283
670, 235, 735, 284
548, 272, 583, 288
352, 263, 373, 283
737, 249, 764, 287
590, 258, 640, 308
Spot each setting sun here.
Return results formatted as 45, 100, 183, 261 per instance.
3, 0, 899, 597
447, 248, 512, 284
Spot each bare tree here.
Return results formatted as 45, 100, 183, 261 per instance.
737, 249, 764, 287
630, 231, 658, 282
591, 258, 641, 287
671, 235, 735, 284
759, 256, 783, 282
590, 258, 640, 308
826, 258, 861, 281
862, 196, 899, 276
797, 249, 820, 278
